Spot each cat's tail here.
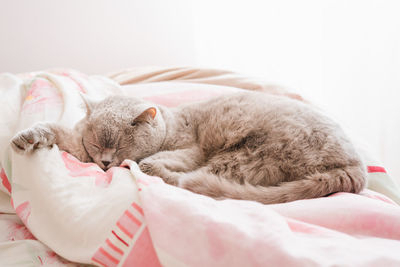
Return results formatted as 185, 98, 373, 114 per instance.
180, 165, 366, 204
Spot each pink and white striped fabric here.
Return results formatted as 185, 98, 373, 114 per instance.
1, 69, 400, 266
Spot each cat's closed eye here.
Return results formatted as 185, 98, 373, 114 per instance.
131, 120, 150, 127
87, 141, 101, 150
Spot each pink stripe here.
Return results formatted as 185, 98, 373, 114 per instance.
92, 247, 120, 267
117, 221, 134, 238
119, 212, 141, 238
367, 166, 386, 173
99, 247, 119, 265
132, 202, 144, 216
125, 210, 142, 226
112, 230, 128, 247
15, 201, 31, 225
0, 168, 11, 194
106, 239, 124, 255
92, 257, 109, 267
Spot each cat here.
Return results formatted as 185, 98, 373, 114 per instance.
11, 91, 367, 204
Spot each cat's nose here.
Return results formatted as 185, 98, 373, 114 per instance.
102, 161, 111, 167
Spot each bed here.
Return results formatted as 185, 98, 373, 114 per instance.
1, 68, 400, 266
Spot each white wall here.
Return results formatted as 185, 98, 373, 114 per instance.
0, 0, 196, 74
192, 0, 400, 181
1, 0, 399, 180
321, 0, 400, 179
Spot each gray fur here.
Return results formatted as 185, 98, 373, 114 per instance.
11, 92, 367, 204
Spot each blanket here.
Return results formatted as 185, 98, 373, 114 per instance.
1, 69, 400, 266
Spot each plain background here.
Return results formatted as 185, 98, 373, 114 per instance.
1, 0, 399, 182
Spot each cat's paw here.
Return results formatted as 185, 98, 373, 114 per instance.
11, 124, 56, 154
138, 158, 179, 185
138, 160, 160, 176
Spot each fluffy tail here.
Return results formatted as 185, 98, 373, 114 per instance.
180, 166, 367, 204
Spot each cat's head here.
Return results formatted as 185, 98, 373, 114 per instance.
80, 95, 166, 170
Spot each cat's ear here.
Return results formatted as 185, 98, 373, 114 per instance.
135, 107, 157, 122
79, 93, 95, 117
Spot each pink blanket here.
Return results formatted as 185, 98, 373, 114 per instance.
126, 161, 400, 267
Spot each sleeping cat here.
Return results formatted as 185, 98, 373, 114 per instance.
11, 91, 366, 204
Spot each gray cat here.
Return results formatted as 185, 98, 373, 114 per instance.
11, 91, 366, 204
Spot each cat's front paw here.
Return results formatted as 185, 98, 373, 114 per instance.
11, 124, 56, 154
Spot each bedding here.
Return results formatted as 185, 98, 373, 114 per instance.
0, 69, 400, 266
